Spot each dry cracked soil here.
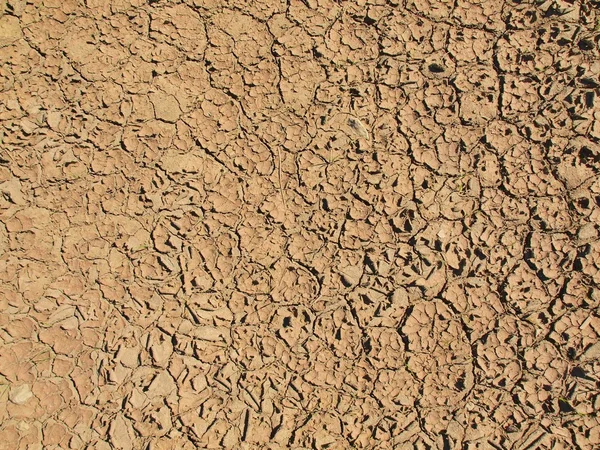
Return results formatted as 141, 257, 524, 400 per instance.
1, 0, 600, 449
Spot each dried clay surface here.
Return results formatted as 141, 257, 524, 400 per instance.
1, 0, 600, 449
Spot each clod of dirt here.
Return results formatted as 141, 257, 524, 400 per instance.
8, 384, 33, 405
578, 223, 598, 244
0, 16, 22, 46
347, 116, 370, 140
149, 92, 181, 123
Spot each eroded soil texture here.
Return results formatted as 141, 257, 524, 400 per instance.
1, 0, 600, 448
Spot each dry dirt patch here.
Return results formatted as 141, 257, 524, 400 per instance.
1, 0, 600, 449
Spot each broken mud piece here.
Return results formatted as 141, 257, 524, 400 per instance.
347, 116, 370, 140
149, 92, 181, 123
9, 384, 33, 405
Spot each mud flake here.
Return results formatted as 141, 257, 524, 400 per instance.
109, 414, 134, 450
347, 116, 370, 140
149, 91, 181, 123
0, 178, 27, 205
9, 384, 33, 405
160, 150, 203, 174
146, 370, 176, 399
0, 16, 23, 46
147, 330, 173, 367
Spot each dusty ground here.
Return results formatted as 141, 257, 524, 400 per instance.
1, 0, 600, 448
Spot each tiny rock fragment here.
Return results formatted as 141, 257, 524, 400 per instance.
127, 388, 148, 410
391, 287, 411, 308
9, 384, 33, 404
16, 421, 29, 432
191, 374, 207, 392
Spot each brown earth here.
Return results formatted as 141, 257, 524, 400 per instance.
1, 0, 600, 448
